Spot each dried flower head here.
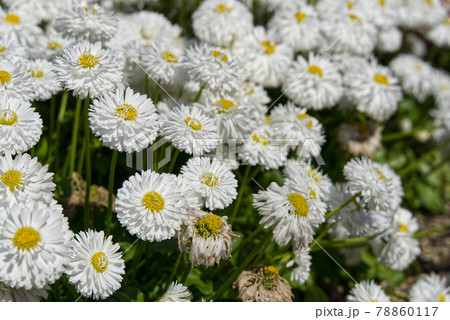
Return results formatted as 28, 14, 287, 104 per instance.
338, 123, 383, 158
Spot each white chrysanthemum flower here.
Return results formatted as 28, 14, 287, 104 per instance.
26, 59, 62, 101
270, 101, 326, 158
66, 230, 125, 300
0, 153, 55, 206
238, 127, 288, 170
161, 104, 218, 157
0, 201, 72, 290
243, 81, 270, 116
370, 208, 420, 271
0, 37, 27, 63
180, 157, 238, 210
54, 3, 117, 42
268, 2, 324, 53
54, 41, 123, 99
432, 70, 450, 109
116, 171, 187, 242
0, 7, 43, 49
410, 273, 450, 302
89, 87, 158, 153
426, 17, 450, 48
259, 0, 307, 11
0, 282, 48, 302
205, 143, 240, 170
321, 10, 378, 56
0, 61, 36, 101
343, 157, 403, 211
376, 27, 403, 53
176, 175, 203, 209
286, 248, 312, 285
179, 208, 239, 267
344, 59, 403, 122
0, 96, 42, 155
347, 280, 390, 302
253, 180, 326, 249
397, 0, 446, 29
192, 0, 253, 47
232, 26, 293, 88
405, 33, 428, 58
4, 0, 70, 21
284, 159, 332, 201
37, 26, 74, 60
180, 43, 245, 93
389, 54, 434, 103
356, 0, 399, 29
160, 281, 191, 302
283, 53, 343, 110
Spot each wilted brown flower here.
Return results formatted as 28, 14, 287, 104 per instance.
233, 265, 294, 302
338, 122, 383, 158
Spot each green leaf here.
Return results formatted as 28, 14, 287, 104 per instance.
120, 242, 137, 262
415, 183, 444, 213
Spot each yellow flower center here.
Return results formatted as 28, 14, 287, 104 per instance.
13, 227, 40, 251
202, 172, 219, 187
140, 27, 154, 40
197, 214, 223, 238
47, 42, 62, 50
84, 7, 97, 14
116, 104, 137, 121
445, 17, 450, 25
142, 191, 165, 212
185, 116, 202, 130
374, 74, 389, 85
438, 294, 445, 302
29, 69, 44, 78
398, 222, 409, 232
376, 169, 386, 180
349, 14, 361, 23
308, 65, 323, 78
252, 133, 269, 146
306, 169, 321, 182
215, 4, 231, 13
0, 110, 18, 126
295, 12, 307, 23
215, 99, 237, 114
1, 170, 23, 192
91, 252, 109, 273
379, 0, 386, 6
298, 113, 313, 128
266, 115, 271, 124
347, 1, 354, 9
213, 50, 229, 62
5, 14, 20, 24
288, 193, 309, 217
261, 40, 276, 55
78, 53, 99, 68
161, 51, 178, 63
371, 299, 378, 302
426, 0, 433, 5
262, 265, 279, 277
0, 46, 6, 52
415, 63, 422, 71
309, 187, 317, 200
0, 70, 11, 84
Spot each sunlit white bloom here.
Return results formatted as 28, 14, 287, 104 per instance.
410, 273, 450, 302
242, 81, 270, 117
36, 27, 74, 60
0, 201, 72, 290
286, 248, 312, 285
26, 59, 62, 101
161, 104, 218, 157
347, 280, 390, 302
283, 53, 343, 110
67, 230, 125, 300
180, 157, 238, 210
426, 17, 450, 48
432, 70, 450, 109
54, 41, 123, 99
0, 37, 27, 63
192, 0, 253, 47
160, 281, 191, 302
179, 208, 239, 267
116, 171, 187, 242
176, 175, 203, 209
0, 153, 55, 206
89, 87, 158, 153
0, 61, 36, 101
4, 0, 70, 22
376, 27, 403, 53
397, 0, 446, 29
406, 33, 428, 58
0, 96, 42, 155
0, 282, 48, 302
0, 7, 43, 49
343, 157, 403, 211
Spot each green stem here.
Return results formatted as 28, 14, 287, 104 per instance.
83, 97, 91, 229
211, 231, 272, 301
413, 224, 450, 239
382, 126, 438, 142
248, 166, 261, 181
310, 222, 336, 249
69, 97, 83, 176
180, 262, 192, 284
106, 149, 119, 235
324, 192, 361, 220
167, 148, 180, 174
166, 251, 183, 289
53, 92, 69, 171
230, 165, 251, 222
194, 83, 206, 102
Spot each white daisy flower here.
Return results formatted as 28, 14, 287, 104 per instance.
426, 17, 450, 48
66, 230, 125, 300
54, 3, 117, 42
343, 157, 403, 211
176, 175, 203, 210
89, 87, 159, 153
0, 153, 55, 206
0, 201, 72, 290
259, 0, 307, 11
180, 157, 238, 210
0, 61, 36, 101
376, 27, 403, 53
0, 37, 27, 63
347, 280, 390, 302
432, 70, 450, 109
116, 171, 187, 242
161, 104, 218, 157
160, 281, 191, 302
54, 41, 123, 99
268, 2, 324, 53
405, 33, 428, 58
204, 143, 240, 170
0, 7, 43, 49
0, 282, 48, 302
343, 59, 403, 122
397, 0, 446, 29
389, 54, 434, 103
286, 247, 312, 285
242, 81, 270, 117
37, 26, 74, 60
357, 0, 399, 29
0, 95, 42, 155
179, 208, 239, 268
253, 180, 326, 249
410, 273, 450, 302
192, 0, 253, 47
26, 59, 62, 101
4, 0, 70, 22
283, 53, 343, 110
